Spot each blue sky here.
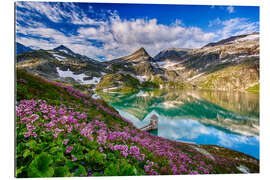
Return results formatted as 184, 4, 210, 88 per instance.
16, 2, 259, 61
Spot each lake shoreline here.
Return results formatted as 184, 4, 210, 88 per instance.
98, 89, 259, 159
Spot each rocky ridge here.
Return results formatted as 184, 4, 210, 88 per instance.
16, 32, 260, 92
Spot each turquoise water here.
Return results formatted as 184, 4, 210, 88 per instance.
98, 90, 259, 159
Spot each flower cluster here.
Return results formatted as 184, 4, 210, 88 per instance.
144, 161, 159, 175
16, 98, 223, 175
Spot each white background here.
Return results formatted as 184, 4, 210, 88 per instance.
1, 0, 269, 180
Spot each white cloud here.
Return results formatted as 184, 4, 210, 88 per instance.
227, 6, 235, 14
16, 2, 257, 61
17, 9, 216, 60
218, 18, 259, 39
16, 37, 55, 50
77, 17, 216, 59
17, 2, 63, 23
208, 18, 259, 41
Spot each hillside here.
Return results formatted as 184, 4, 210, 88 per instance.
16, 32, 260, 92
153, 32, 259, 91
95, 74, 141, 93
16, 45, 108, 85
15, 69, 259, 177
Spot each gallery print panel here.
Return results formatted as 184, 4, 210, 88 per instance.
15, 1, 259, 178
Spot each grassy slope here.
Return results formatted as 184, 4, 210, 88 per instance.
16, 69, 259, 177
193, 60, 259, 91
95, 73, 141, 93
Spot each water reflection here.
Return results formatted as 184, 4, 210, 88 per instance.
97, 89, 259, 159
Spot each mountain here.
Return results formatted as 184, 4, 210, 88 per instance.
152, 32, 259, 91
204, 32, 259, 47
16, 45, 108, 85
53, 45, 97, 63
97, 50, 163, 92
53, 45, 76, 56
16, 42, 34, 55
112, 47, 153, 62
154, 48, 190, 61
16, 32, 260, 92
103, 47, 164, 84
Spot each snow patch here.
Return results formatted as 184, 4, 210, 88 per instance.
187, 72, 205, 81
238, 34, 259, 42
53, 54, 66, 61
48, 51, 66, 61
157, 60, 179, 69
56, 67, 100, 85
58, 49, 69, 54
231, 34, 259, 44
136, 75, 147, 82
86, 77, 101, 85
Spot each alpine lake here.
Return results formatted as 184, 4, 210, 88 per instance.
96, 89, 259, 159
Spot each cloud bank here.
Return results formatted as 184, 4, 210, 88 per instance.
16, 2, 259, 61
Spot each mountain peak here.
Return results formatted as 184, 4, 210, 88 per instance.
54, 45, 76, 56
125, 47, 152, 62
54, 45, 71, 51
112, 47, 152, 62
57, 45, 67, 48
134, 47, 148, 55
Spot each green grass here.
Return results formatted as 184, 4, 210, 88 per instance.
95, 73, 140, 93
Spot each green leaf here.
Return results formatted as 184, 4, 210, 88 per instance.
53, 151, 65, 162
23, 149, 32, 158
107, 153, 116, 161
73, 165, 87, 177
104, 163, 118, 176
26, 140, 37, 149
66, 159, 75, 169
16, 143, 25, 155
49, 147, 59, 154
27, 152, 54, 177
85, 150, 105, 168
104, 159, 138, 176
16, 166, 25, 177
53, 166, 70, 177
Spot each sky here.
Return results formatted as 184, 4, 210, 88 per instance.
15, 2, 259, 61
